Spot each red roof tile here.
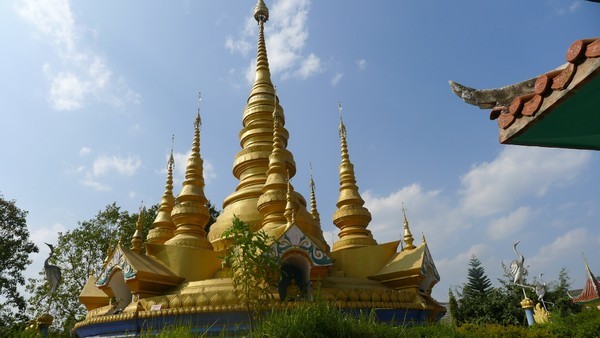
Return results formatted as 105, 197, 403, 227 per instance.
572, 262, 600, 304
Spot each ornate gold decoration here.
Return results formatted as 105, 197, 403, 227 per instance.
147, 137, 176, 244
332, 102, 377, 251
165, 94, 212, 249
533, 302, 551, 324
284, 170, 296, 226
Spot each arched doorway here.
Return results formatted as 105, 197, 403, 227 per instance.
278, 253, 311, 301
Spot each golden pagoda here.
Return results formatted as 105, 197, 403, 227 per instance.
75, 1, 445, 335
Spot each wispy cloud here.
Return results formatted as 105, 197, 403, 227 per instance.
487, 207, 533, 241
331, 72, 344, 86
357, 59, 367, 71
557, 1, 582, 16
15, 0, 139, 111
458, 147, 590, 217
79, 146, 91, 156
92, 155, 141, 177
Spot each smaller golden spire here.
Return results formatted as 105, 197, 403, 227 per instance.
147, 136, 176, 245
309, 162, 320, 223
284, 170, 296, 226
422, 232, 426, 244
402, 205, 415, 250
131, 201, 144, 253
332, 101, 377, 251
165, 93, 212, 249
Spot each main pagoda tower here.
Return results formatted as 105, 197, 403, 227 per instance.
75, 1, 445, 336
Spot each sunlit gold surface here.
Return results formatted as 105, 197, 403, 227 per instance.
76, 0, 445, 332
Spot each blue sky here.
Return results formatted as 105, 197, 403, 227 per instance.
1, 0, 598, 302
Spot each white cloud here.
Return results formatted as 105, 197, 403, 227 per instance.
331, 72, 343, 86
294, 53, 322, 79
357, 59, 367, 71
92, 155, 141, 177
79, 147, 91, 156
557, 1, 581, 16
459, 146, 590, 217
80, 176, 111, 191
487, 207, 533, 241
528, 228, 589, 268
15, 0, 76, 54
15, 0, 139, 111
30, 222, 66, 246
48, 71, 85, 110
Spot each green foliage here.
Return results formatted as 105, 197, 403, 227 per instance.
542, 308, 600, 338
463, 256, 492, 298
220, 217, 279, 316
25, 202, 158, 335
0, 193, 39, 333
541, 267, 581, 316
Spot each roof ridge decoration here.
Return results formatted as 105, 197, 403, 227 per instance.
571, 252, 600, 304
165, 93, 212, 249
147, 140, 176, 245
450, 37, 600, 150
332, 102, 377, 251
130, 202, 144, 253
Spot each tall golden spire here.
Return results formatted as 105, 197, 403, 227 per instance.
147, 136, 176, 245
131, 202, 144, 253
402, 206, 415, 250
210, 0, 328, 252
257, 87, 289, 237
309, 163, 320, 223
332, 102, 377, 251
165, 93, 212, 249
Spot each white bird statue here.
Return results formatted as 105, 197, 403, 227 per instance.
44, 242, 62, 294
535, 273, 548, 310
510, 241, 527, 297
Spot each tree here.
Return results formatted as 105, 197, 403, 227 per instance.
221, 217, 280, 329
25, 203, 158, 334
0, 193, 38, 333
463, 256, 493, 298
543, 267, 581, 316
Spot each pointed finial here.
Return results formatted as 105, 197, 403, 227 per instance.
422, 232, 426, 244
195, 92, 202, 129
338, 101, 346, 138
402, 204, 415, 250
131, 201, 144, 253
309, 162, 320, 222
254, 0, 269, 23
169, 135, 175, 166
